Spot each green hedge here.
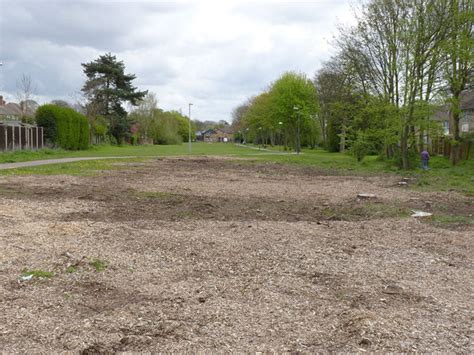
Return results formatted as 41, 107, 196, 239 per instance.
36, 104, 89, 150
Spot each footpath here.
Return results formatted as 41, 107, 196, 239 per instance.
0, 157, 132, 170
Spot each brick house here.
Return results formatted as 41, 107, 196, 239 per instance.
202, 127, 234, 142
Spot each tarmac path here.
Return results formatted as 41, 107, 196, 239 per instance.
0, 157, 133, 170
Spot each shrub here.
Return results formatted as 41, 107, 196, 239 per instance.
36, 104, 89, 150
350, 132, 373, 162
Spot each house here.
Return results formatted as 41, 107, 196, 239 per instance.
432, 90, 474, 136
195, 130, 204, 141
0, 96, 37, 119
0, 96, 43, 151
459, 90, 474, 134
201, 127, 234, 142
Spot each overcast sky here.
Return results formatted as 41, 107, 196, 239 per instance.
0, 0, 356, 122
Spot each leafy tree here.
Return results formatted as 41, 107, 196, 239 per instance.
442, 0, 474, 164
268, 72, 319, 152
129, 92, 158, 143
173, 111, 196, 142
81, 53, 147, 143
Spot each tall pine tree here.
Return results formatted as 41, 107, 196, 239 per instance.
81, 53, 147, 143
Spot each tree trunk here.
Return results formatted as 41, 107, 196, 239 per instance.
401, 124, 410, 169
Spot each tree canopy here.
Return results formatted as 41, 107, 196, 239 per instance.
81, 53, 147, 143
231, 71, 319, 151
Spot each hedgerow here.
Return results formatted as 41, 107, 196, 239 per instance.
36, 104, 89, 150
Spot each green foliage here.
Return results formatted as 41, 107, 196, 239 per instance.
81, 53, 147, 142
90, 258, 108, 272
36, 104, 89, 150
35, 105, 57, 143
350, 132, 373, 162
66, 266, 77, 273
174, 111, 196, 143
237, 71, 320, 150
91, 115, 108, 138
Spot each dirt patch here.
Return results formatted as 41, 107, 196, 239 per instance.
0, 157, 472, 352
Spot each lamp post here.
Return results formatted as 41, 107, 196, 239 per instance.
293, 106, 301, 154
188, 103, 193, 153
278, 121, 283, 150
258, 127, 262, 150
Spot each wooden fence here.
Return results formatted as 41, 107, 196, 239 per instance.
0, 122, 44, 152
431, 137, 472, 160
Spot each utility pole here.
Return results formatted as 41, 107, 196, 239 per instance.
188, 103, 193, 153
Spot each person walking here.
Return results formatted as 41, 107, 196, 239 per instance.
421, 149, 430, 170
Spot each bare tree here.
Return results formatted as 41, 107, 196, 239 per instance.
16, 74, 37, 116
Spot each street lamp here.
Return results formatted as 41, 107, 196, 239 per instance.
293, 106, 301, 154
278, 121, 283, 150
188, 103, 193, 153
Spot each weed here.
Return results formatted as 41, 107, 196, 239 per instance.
66, 265, 77, 273
90, 258, 108, 272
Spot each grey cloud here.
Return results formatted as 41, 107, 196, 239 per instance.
0, 0, 353, 121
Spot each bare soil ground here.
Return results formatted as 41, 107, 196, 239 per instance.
0, 157, 472, 353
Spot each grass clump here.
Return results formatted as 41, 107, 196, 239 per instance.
90, 258, 108, 272
66, 265, 78, 273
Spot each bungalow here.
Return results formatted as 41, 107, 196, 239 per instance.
201, 127, 234, 142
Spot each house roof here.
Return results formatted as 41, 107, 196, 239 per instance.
219, 126, 234, 134
0, 102, 36, 117
202, 128, 216, 135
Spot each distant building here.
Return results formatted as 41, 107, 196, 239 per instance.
431, 90, 474, 135
0, 96, 43, 151
201, 127, 234, 142
0, 96, 37, 119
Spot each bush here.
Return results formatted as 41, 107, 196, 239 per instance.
350, 132, 373, 162
36, 104, 89, 150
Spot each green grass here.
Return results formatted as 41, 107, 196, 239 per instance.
90, 258, 108, 272
0, 157, 150, 176
66, 265, 78, 273
244, 145, 474, 195
1, 142, 473, 195
0, 142, 252, 163
408, 156, 474, 195
431, 215, 474, 226
21, 269, 54, 278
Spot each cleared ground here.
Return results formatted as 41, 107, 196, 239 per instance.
0, 157, 472, 352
